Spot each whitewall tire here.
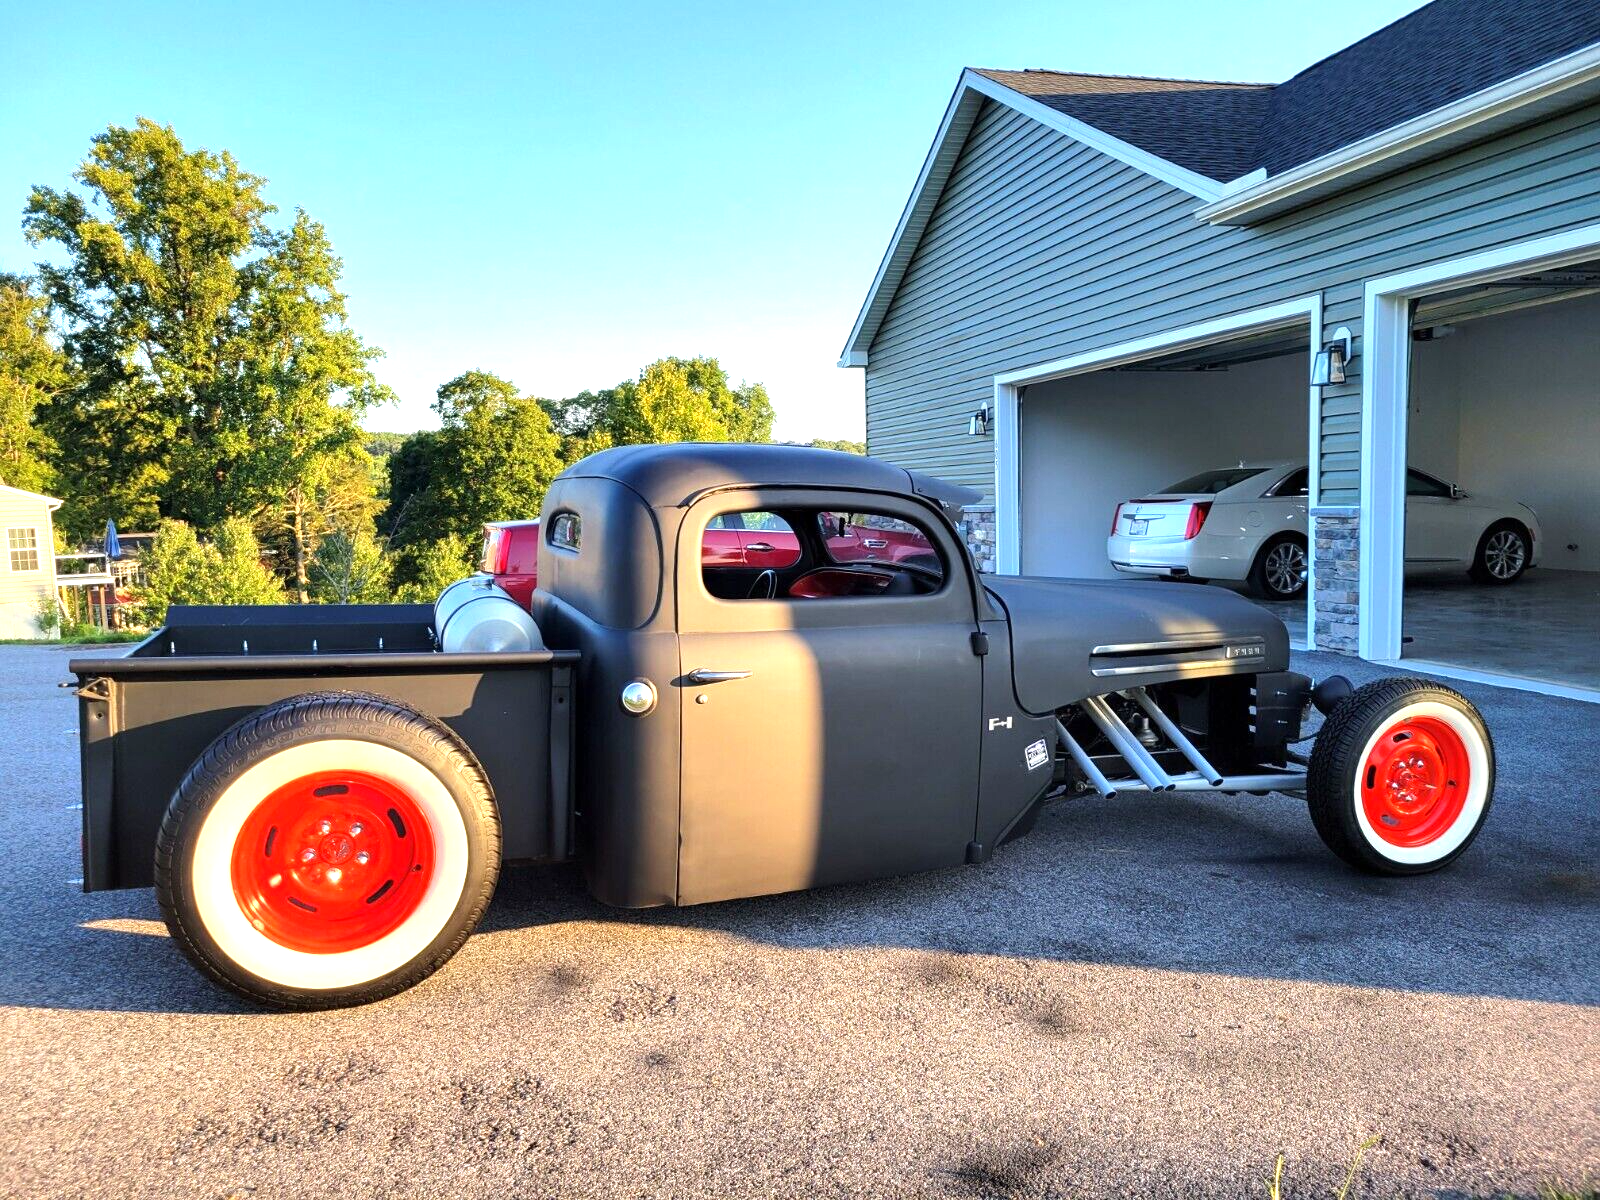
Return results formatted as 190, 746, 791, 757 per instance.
155, 693, 500, 1009
1307, 678, 1493, 875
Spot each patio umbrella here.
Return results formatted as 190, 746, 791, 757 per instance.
104, 520, 121, 560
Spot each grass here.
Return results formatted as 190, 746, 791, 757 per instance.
0, 627, 146, 646
1263, 1138, 1594, 1200
1266, 1135, 1381, 1199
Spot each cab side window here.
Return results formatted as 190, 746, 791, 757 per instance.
702, 506, 943, 601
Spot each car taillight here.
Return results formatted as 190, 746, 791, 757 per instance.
1110, 503, 1124, 535
482, 528, 511, 575
1184, 502, 1212, 540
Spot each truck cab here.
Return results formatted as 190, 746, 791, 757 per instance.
524, 442, 1049, 910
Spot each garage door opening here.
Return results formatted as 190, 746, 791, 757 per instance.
1398, 265, 1600, 691
1010, 320, 1314, 647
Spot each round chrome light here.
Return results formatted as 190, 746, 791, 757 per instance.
619, 679, 657, 716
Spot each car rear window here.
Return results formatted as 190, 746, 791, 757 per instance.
1160, 467, 1267, 494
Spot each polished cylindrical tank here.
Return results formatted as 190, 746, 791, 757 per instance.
434, 576, 545, 653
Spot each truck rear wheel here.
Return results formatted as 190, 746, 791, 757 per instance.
1307, 678, 1493, 874
155, 692, 500, 1009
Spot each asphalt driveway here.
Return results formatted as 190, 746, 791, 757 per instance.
1, 644, 1595, 1198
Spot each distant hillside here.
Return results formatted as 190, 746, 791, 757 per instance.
365, 431, 411, 463
790, 438, 865, 455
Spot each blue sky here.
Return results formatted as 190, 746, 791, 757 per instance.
2, 0, 1426, 440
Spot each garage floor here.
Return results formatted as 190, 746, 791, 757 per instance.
1404, 568, 1600, 691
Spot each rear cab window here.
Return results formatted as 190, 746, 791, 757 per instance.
547, 511, 581, 551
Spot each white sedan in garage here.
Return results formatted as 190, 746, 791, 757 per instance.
1107, 461, 1541, 599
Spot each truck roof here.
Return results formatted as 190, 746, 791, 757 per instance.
558, 442, 981, 512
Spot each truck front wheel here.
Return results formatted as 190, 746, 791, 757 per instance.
155, 692, 501, 1009
1307, 678, 1493, 874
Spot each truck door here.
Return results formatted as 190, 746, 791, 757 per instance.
674, 491, 983, 906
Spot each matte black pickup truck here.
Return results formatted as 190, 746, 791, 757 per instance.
71, 443, 1495, 1008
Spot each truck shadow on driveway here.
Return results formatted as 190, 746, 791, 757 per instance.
18, 778, 1591, 1016
483, 789, 1597, 1009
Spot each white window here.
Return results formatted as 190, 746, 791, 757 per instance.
7, 527, 40, 573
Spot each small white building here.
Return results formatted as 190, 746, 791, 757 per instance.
0, 485, 62, 639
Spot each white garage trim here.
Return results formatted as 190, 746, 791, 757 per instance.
1359, 220, 1600, 688
992, 294, 1323, 649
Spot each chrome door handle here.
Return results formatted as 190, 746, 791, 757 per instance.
745, 542, 775, 553
687, 668, 753, 685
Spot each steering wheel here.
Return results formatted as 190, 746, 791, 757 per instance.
747, 569, 777, 599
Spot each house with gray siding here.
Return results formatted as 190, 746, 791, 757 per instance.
840, 0, 1600, 695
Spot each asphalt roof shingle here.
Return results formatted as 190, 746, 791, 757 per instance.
977, 0, 1600, 183
974, 70, 1272, 180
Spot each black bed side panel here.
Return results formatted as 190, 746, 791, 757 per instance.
81, 664, 567, 891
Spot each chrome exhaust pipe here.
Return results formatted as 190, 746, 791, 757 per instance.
1055, 719, 1117, 800
1080, 694, 1173, 791
1127, 688, 1223, 786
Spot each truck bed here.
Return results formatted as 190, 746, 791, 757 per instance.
71, 605, 579, 891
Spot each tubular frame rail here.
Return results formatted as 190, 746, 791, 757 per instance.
1056, 687, 1306, 798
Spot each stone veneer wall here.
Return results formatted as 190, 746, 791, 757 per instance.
961, 504, 997, 574
1313, 512, 1360, 654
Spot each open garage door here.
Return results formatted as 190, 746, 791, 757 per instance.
1011, 320, 1314, 646
1398, 264, 1600, 692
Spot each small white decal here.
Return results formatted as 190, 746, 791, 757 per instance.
1024, 739, 1049, 771
988, 716, 1013, 732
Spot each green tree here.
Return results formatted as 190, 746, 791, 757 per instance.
23, 119, 390, 548
363, 430, 408, 507
254, 443, 382, 602
210, 517, 287, 605
801, 438, 865, 454
0, 274, 65, 494
392, 535, 474, 603
381, 428, 441, 537
541, 356, 773, 461
387, 371, 562, 553
309, 526, 392, 604
132, 516, 284, 624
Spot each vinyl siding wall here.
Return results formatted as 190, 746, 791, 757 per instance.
0, 491, 56, 638
864, 96, 1600, 506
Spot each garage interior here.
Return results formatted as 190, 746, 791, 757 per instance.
1016, 324, 1311, 645
1403, 266, 1600, 692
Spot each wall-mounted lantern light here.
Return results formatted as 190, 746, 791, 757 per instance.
1311, 326, 1355, 386
968, 402, 992, 436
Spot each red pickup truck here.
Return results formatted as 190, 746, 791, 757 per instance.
483, 512, 937, 607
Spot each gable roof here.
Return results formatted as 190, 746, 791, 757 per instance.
0, 483, 62, 510
972, 70, 1271, 182
840, 0, 1600, 365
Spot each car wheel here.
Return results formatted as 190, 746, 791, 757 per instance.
1469, 521, 1530, 584
155, 692, 501, 1010
1307, 678, 1493, 875
1247, 535, 1307, 600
